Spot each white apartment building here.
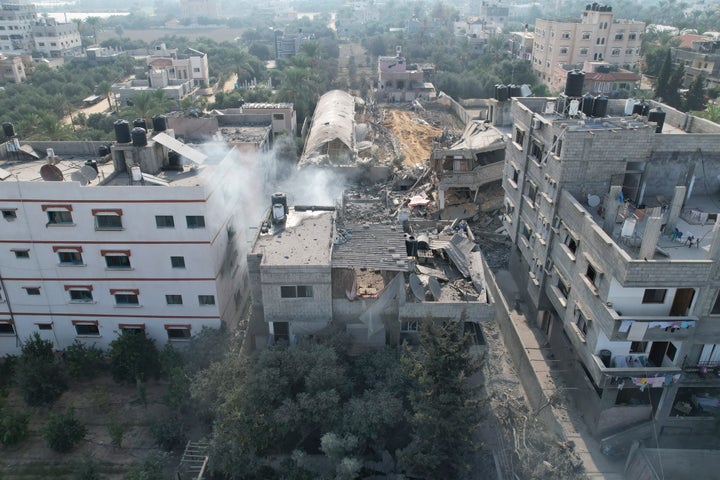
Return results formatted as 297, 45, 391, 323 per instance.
0, 133, 247, 354
532, 4, 644, 85
0, 3, 36, 54
32, 17, 81, 58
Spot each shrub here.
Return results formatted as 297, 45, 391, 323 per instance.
16, 334, 66, 406
63, 341, 105, 380
0, 409, 29, 446
42, 407, 87, 452
109, 331, 160, 383
109, 422, 125, 448
75, 459, 100, 480
150, 414, 186, 451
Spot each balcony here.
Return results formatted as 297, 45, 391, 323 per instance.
589, 352, 682, 388
682, 361, 720, 385
601, 303, 697, 341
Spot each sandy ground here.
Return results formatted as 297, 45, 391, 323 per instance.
63, 98, 112, 125
382, 109, 442, 167
205, 72, 238, 105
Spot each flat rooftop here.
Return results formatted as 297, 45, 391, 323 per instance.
219, 126, 269, 143
333, 223, 411, 271
253, 208, 335, 267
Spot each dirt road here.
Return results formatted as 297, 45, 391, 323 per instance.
62, 98, 112, 125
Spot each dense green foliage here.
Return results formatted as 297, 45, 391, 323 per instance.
0, 407, 29, 446
109, 331, 161, 384
15, 333, 67, 406
42, 407, 87, 453
63, 341, 105, 380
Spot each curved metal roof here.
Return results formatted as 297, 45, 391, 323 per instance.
300, 90, 356, 165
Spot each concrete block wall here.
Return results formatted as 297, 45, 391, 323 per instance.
25, 141, 110, 157
398, 301, 493, 322
260, 266, 332, 323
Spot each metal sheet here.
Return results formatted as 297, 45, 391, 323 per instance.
0, 167, 11, 181
152, 132, 207, 164
428, 276, 441, 301
409, 273, 426, 301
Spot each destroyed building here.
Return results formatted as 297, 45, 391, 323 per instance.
246, 193, 494, 349
0, 118, 248, 354
377, 49, 436, 102
502, 70, 720, 443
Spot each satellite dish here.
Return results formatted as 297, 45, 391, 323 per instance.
70, 170, 88, 185
40, 164, 64, 181
80, 165, 98, 182
428, 276, 441, 301
409, 273, 426, 301
588, 194, 601, 208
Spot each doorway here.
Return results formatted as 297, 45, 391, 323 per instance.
649, 341, 677, 367
272, 321, 289, 343
670, 288, 695, 316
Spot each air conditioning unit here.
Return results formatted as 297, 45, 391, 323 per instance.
532, 118, 542, 129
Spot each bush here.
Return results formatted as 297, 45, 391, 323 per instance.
109, 331, 160, 383
75, 459, 100, 480
150, 414, 186, 451
124, 452, 169, 480
109, 422, 125, 448
64, 341, 105, 380
16, 334, 66, 406
42, 407, 87, 453
0, 409, 29, 446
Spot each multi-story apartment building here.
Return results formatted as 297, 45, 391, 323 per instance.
0, 2, 37, 54
0, 53, 25, 82
672, 37, 720, 89
0, 129, 247, 355
502, 87, 720, 440
32, 17, 82, 58
532, 4, 644, 86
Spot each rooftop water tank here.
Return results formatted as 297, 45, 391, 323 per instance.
152, 114, 167, 132
98, 145, 110, 157
133, 118, 147, 131
593, 95, 608, 117
581, 93, 595, 116
131, 127, 147, 147
2, 122, 15, 138
564, 70, 585, 98
271, 192, 288, 214
648, 107, 666, 133
496, 84, 509, 102
508, 84, 522, 98
114, 120, 131, 143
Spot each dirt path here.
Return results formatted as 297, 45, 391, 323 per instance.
206, 73, 238, 105
62, 99, 112, 125
382, 109, 442, 167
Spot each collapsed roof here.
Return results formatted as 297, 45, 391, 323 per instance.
299, 90, 357, 166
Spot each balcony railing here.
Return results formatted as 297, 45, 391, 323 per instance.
589, 353, 682, 388
682, 361, 720, 383
601, 303, 697, 341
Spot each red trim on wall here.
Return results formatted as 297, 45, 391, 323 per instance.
100, 250, 131, 256
109, 289, 139, 295
91, 209, 123, 216
52, 246, 83, 253
64, 285, 93, 291
41, 204, 73, 212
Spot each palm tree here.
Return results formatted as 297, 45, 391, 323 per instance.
83, 16, 104, 45
126, 89, 174, 125
33, 113, 73, 141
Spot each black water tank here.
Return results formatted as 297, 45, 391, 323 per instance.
2, 122, 15, 138
405, 235, 418, 257
114, 120, 131, 143
152, 114, 167, 132
84, 159, 98, 172
133, 118, 147, 131
271, 192, 288, 214
648, 107, 666, 133
98, 145, 110, 157
508, 84, 522, 98
593, 95, 608, 117
581, 93, 595, 116
168, 151, 181, 168
496, 84, 509, 102
131, 127, 147, 147
632, 102, 644, 115
564, 70, 585, 97
599, 349, 611, 367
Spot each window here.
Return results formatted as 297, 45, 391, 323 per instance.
559, 47, 568, 55
564, 233, 578, 254
712, 291, 720, 315
576, 311, 589, 337
13, 249, 29, 259
614, 33, 624, 40
626, 49, 633, 55
281, 286, 313, 298
586, 263, 598, 286
119, 324, 145, 333
582, 32, 591, 40
170, 256, 185, 268
561, 32, 570, 39
525, 180, 538, 204
110, 290, 140, 306
401, 320, 419, 332
2, 209, 16, 221
103, 251, 131, 269
273, 113, 284, 120
558, 275, 571, 299
24, 287, 40, 296
530, 140, 543, 161
521, 222, 532, 241
512, 167, 520, 184
186, 215, 205, 229
166, 325, 191, 339
155, 215, 175, 228
629, 33, 637, 40
198, 295, 216, 306
68, 289, 93, 302
514, 128, 525, 148
37, 323, 52, 331
630, 341, 648, 353
74, 321, 99, 336
94, 210, 123, 230
611, 48, 621, 56
46, 210, 73, 225
0, 321, 15, 335
642, 289, 667, 304
57, 250, 83, 265
579, 48, 588, 55
166, 294, 183, 305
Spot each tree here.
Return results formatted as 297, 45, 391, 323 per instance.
63, 341, 105, 380
655, 49, 674, 101
0, 408, 29, 446
15, 333, 67, 406
399, 318, 482, 479
685, 74, 706, 112
666, 63, 685, 108
109, 330, 160, 383
42, 407, 87, 453
83, 16, 104, 45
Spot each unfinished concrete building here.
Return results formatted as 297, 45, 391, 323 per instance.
246, 194, 493, 349
502, 80, 720, 444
